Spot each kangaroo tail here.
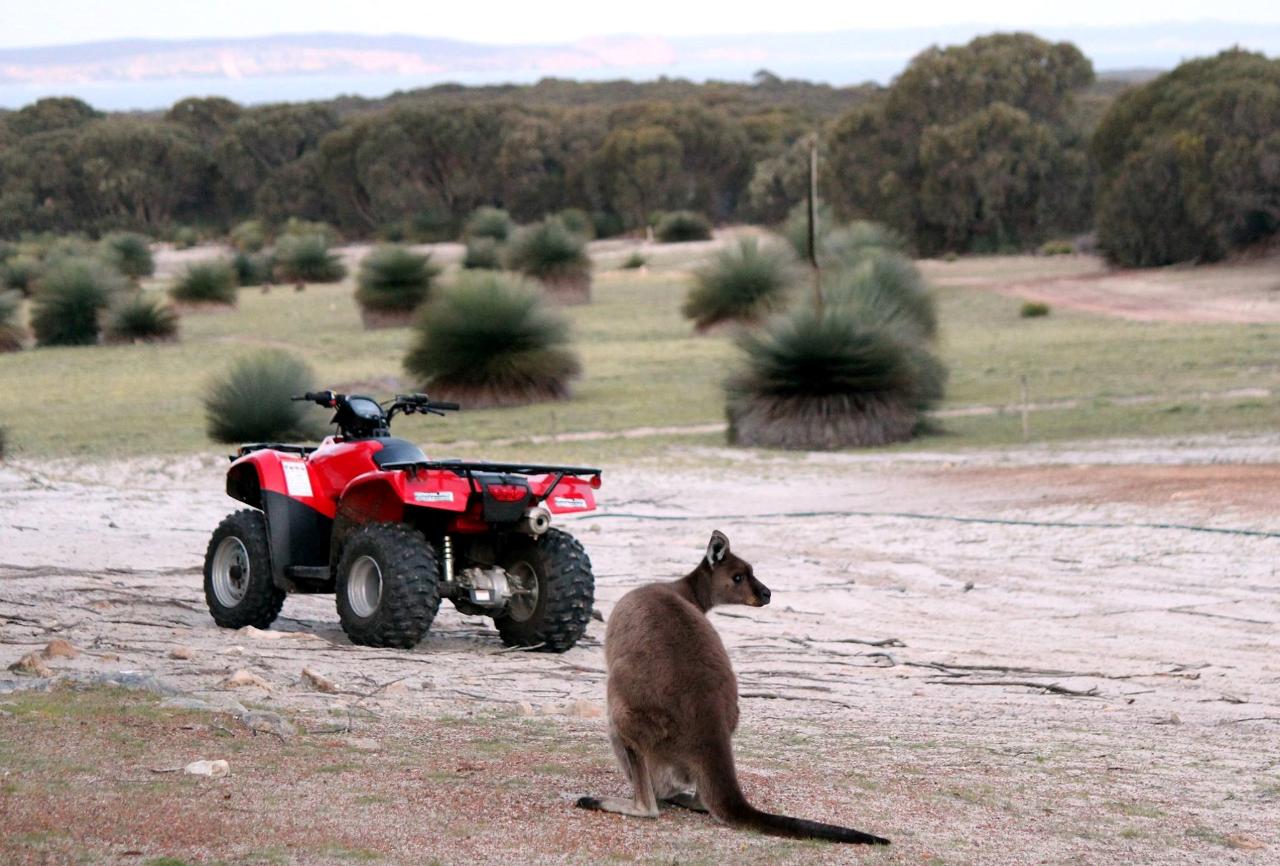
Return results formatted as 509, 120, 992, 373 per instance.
697, 739, 889, 846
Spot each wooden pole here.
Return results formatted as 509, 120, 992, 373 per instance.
807, 135, 822, 312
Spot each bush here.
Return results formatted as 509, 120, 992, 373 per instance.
280, 217, 338, 246
726, 304, 947, 450
356, 245, 441, 313
556, 208, 594, 239
655, 211, 713, 243
403, 273, 581, 408
1020, 301, 1051, 318
232, 250, 274, 287
39, 235, 97, 264
621, 251, 647, 270
591, 211, 626, 239
171, 260, 237, 305
0, 289, 24, 352
1038, 239, 1074, 256
230, 219, 267, 253
99, 232, 155, 280
465, 207, 514, 242
275, 234, 346, 283
0, 241, 15, 264
463, 237, 503, 270
204, 349, 330, 443
826, 251, 937, 339
104, 294, 179, 343
30, 257, 124, 346
506, 218, 592, 302
172, 227, 199, 249
682, 238, 795, 332
2, 255, 40, 296
783, 206, 906, 268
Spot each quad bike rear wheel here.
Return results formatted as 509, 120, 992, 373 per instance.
203, 509, 285, 630
335, 523, 441, 649
494, 528, 594, 652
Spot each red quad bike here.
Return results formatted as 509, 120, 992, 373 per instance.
202, 391, 601, 652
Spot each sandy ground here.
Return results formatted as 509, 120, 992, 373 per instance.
2, 435, 1279, 864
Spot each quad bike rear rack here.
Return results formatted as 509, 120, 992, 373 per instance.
380, 459, 602, 505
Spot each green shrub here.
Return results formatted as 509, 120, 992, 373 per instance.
621, 251, 647, 270
409, 209, 456, 243
232, 250, 274, 287
555, 208, 594, 239
280, 217, 338, 246
275, 234, 346, 283
2, 255, 40, 296
506, 218, 592, 301
1020, 301, 1051, 318
463, 237, 503, 270
825, 221, 908, 266
682, 238, 795, 332
171, 260, 237, 305
99, 232, 155, 280
30, 257, 124, 346
591, 211, 626, 239
0, 289, 24, 352
465, 207, 514, 242
204, 349, 330, 443
827, 251, 937, 339
356, 245, 441, 312
104, 294, 179, 343
0, 241, 15, 264
172, 227, 199, 249
230, 219, 268, 253
726, 304, 947, 450
403, 273, 581, 407
655, 211, 713, 243
1038, 239, 1074, 256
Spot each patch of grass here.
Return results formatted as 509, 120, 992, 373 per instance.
203, 349, 330, 443
620, 250, 647, 269
31, 256, 125, 346
655, 210, 712, 243
356, 245, 441, 312
230, 219, 268, 252
1038, 239, 1075, 256
507, 217, 592, 299
682, 237, 795, 332
1021, 300, 1051, 318
0, 289, 24, 352
104, 294, 179, 344
2, 253, 41, 295
171, 260, 237, 305
462, 237, 502, 270
465, 206, 514, 242
232, 250, 274, 287
275, 233, 346, 283
99, 232, 155, 280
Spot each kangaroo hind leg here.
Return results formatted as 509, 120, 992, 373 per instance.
576, 745, 660, 818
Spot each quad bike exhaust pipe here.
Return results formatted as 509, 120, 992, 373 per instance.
519, 507, 551, 537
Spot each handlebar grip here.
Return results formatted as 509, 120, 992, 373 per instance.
430, 401, 460, 411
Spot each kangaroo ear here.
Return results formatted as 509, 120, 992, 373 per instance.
705, 530, 730, 567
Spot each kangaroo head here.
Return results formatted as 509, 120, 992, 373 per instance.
703, 530, 771, 608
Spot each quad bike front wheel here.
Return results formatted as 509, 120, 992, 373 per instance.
494, 528, 594, 653
335, 523, 442, 649
203, 509, 285, 630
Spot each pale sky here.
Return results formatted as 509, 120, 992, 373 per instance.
4, 0, 1279, 48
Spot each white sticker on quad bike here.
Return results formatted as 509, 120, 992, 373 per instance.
414, 491, 454, 502
554, 496, 587, 509
282, 461, 313, 498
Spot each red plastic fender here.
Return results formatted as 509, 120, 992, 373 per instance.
531, 474, 597, 514
226, 449, 336, 518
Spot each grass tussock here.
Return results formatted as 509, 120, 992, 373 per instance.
655, 211, 712, 243
463, 237, 503, 270
275, 234, 346, 284
171, 260, 237, 305
1021, 301, 1051, 318
465, 207, 514, 242
356, 245, 441, 313
104, 294, 179, 344
31, 257, 124, 346
0, 290, 25, 352
682, 237, 795, 332
98, 233, 154, 281
506, 218, 592, 302
403, 273, 581, 408
827, 251, 937, 339
204, 349, 329, 443
2, 254, 41, 296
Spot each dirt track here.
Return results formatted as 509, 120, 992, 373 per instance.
2, 437, 1279, 864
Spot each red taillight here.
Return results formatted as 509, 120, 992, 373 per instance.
589, 474, 602, 489
487, 483, 527, 502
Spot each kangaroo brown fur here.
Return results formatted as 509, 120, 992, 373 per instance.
576, 530, 889, 845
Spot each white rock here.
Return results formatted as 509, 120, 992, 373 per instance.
183, 759, 229, 778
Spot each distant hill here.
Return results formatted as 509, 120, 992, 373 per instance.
0, 22, 1274, 109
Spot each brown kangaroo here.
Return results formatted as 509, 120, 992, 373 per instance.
576, 530, 889, 845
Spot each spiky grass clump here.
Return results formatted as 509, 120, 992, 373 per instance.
783, 205, 905, 268
104, 294, 179, 344
655, 211, 713, 243
2, 255, 40, 296
99, 232, 154, 281
356, 245, 441, 328
172, 227, 199, 249
1037, 240, 1074, 256
621, 251, 647, 270
682, 238, 795, 332
230, 220, 268, 253
280, 218, 338, 246
0, 290, 25, 352
403, 273, 581, 408
1021, 301, 1051, 318
232, 251, 275, 287
171, 260, 237, 305
556, 208, 594, 239
463, 237, 503, 270
506, 218, 592, 303
204, 349, 330, 443
726, 305, 947, 450
465, 207, 514, 242
30, 257, 124, 346
275, 234, 346, 284
826, 251, 937, 339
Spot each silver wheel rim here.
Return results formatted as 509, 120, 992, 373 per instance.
506, 561, 540, 622
212, 537, 250, 608
347, 555, 383, 619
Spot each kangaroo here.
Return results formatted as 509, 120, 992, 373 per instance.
576, 530, 889, 845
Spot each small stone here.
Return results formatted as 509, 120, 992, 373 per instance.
1226, 833, 1266, 851
381, 680, 410, 695
239, 710, 295, 740
301, 668, 336, 693
8, 652, 53, 677
223, 669, 271, 690
237, 626, 281, 641
169, 646, 195, 661
221, 646, 248, 656
517, 701, 535, 716
345, 736, 381, 752
566, 699, 605, 719
183, 759, 229, 778
42, 639, 79, 660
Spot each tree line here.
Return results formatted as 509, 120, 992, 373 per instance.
0, 33, 1275, 266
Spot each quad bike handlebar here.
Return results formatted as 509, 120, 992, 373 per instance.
291, 390, 459, 437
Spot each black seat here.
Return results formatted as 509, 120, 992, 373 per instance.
372, 437, 427, 468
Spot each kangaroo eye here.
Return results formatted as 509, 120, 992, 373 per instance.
732, 574, 744, 584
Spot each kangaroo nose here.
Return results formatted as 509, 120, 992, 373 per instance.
757, 586, 771, 605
